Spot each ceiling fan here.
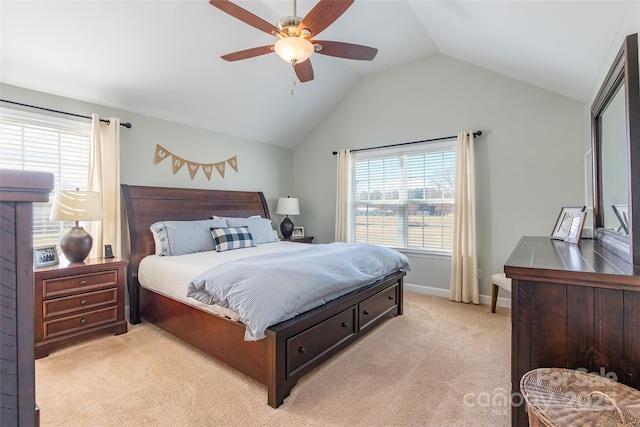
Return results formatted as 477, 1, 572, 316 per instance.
209, 0, 378, 83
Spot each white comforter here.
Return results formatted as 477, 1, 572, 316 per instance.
138, 241, 307, 320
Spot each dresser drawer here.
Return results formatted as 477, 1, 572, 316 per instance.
43, 287, 118, 319
42, 270, 118, 298
287, 306, 356, 377
43, 306, 119, 340
358, 283, 399, 331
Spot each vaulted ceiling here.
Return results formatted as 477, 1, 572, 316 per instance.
0, 1, 633, 148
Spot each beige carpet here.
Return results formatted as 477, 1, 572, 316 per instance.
36, 292, 511, 426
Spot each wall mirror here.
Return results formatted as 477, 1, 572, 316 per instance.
591, 33, 639, 265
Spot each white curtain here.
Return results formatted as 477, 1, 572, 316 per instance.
87, 114, 122, 259
449, 131, 479, 304
335, 149, 352, 242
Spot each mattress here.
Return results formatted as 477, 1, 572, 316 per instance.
138, 241, 308, 320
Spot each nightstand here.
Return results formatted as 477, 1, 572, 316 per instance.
282, 236, 314, 244
34, 257, 128, 359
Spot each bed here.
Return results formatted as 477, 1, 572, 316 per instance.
121, 184, 406, 408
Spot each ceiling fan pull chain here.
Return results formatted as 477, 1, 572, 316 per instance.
291, 73, 297, 96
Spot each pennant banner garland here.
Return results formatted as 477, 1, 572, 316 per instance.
154, 145, 238, 181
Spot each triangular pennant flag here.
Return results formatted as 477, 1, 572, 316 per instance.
226, 156, 238, 172
187, 162, 200, 180
214, 161, 226, 178
155, 144, 170, 164
172, 155, 186, 175
202, 164, 214, 181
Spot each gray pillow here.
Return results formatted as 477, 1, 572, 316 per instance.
150, 219, 227, 256
225, 217, 278, 244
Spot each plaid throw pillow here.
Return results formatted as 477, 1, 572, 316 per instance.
210, 227, 256, 252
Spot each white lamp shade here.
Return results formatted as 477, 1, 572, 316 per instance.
276, 197, 300, 216
274, 37, 314, 64
49, 190, 103, 222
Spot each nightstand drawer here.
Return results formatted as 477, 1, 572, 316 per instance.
43, 306, 119, 339
42, 270, 118, 298
43, 287, 118, 320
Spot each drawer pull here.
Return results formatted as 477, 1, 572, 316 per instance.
363, 310, 370, 315
80, 280, 87, 285
80, 299, 87, 306
80, 318, 87, 324
298, 346, 307, 354
342, 322, 350, 328
388, 295, 394, 300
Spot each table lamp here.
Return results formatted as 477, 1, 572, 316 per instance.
49, 189, 103, 262
276, 196, 299, 239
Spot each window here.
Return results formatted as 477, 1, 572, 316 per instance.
352, 140, 457, 255
0, 107, 91, 247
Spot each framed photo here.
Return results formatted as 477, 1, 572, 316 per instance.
612, 204, 629, 234
551, 206, 586, 240
292, 226, 304, 238
564, 211, 587, 244
34, 245, 59, 267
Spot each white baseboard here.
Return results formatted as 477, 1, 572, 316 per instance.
404, 283, 511, 309
127, 286, 511, 321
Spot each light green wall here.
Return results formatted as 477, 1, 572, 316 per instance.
292, 54, 585, 297
0, 83, 293, 217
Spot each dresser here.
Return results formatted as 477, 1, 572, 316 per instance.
0, 169, 53, 427
505, 236, 640, 427
34, 257, 128, 359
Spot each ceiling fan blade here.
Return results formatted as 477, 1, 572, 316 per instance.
313, 40, 378, 60
298, 0, 354, 38
294, 60, 314, 83
221, 45, 274, 62
209, 0, 284, 37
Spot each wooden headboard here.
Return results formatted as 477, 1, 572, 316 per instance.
120, 184, 270, 323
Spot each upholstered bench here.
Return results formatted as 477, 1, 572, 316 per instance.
491, 272, 511, 313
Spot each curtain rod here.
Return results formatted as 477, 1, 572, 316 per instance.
332, 131, 482, 155
0, 99, 133, 128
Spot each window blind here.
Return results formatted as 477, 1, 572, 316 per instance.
352, 140, 457, 254
0, 107, 91, 248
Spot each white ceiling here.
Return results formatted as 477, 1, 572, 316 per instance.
0, 1, 632, 148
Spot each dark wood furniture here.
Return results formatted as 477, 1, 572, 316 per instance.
505, 236, 640, 427
121, 184, 405, 408
34, 257, 128, 359
282, 236, 314, 244
0, 169, 53, 427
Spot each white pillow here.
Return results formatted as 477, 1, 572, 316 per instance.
151, 228, 163, 255
225, 217, 278, 244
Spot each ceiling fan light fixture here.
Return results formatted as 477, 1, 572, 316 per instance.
274, 36, 314, 64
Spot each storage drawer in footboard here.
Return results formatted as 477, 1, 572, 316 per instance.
286, 306, 356, 377
358, 283, 399, 331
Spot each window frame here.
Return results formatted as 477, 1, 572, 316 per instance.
350, 140, 457, 257
0, 106, 92, 248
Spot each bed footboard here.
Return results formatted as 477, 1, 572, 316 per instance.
139, 270, 404, 408
266, 271, 404, 407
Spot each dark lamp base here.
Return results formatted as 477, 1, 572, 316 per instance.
60, 226, 93, 262
280, 217, 294, 239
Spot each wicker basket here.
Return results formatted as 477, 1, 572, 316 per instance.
521, 368, 640, 427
